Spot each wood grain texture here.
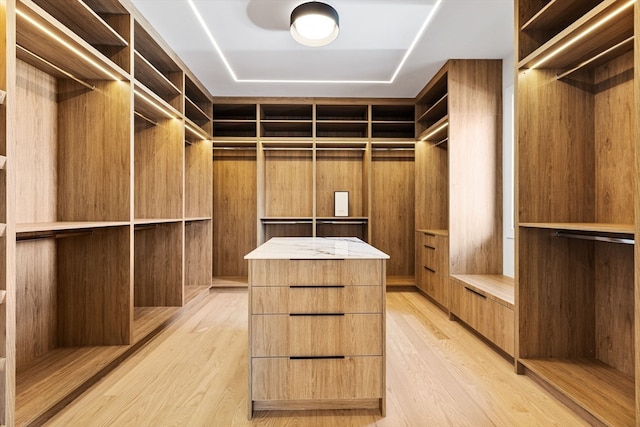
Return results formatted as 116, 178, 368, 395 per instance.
263, 150, 313, 217
370, 150, 414, 276
315, 150, 364, 217
58, 79, 131, 222
249, 259, 382, 287
134, 222, 182, 307
185, 139, 212, 218
45, 290, 587, 426
252, 285, 382, 314
450, 277, 515, 356
212, 149, 257, 278
251, 314, 382, 357
184, 220, 212, 290
57, 226, 131, 346
15, 59, 57, 223
415, 141, 448, 230
635, 2, 640, 421
134, 117, 183, 220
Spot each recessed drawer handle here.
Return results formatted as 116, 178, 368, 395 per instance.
464, 287, 487, 299
289, 313, 345, 316
423, 244, 435, 250
289, 285, 345, 289
424, 266, 436, 273
290, 356, 345, 360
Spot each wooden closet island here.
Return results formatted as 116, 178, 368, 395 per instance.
245, 237, 388, 418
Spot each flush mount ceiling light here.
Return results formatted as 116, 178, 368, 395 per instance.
290, 2, 339, 47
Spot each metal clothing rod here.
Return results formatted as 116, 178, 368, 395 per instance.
371, 147, 414, 151
17, 45, 96, 91
212, 147, 257, 150
434, 137, 448, 147
17, 229, 94, 242
263, 221, 313, 225
134, 111, 158, 126
317, 221, 367, 225
556, 36, 634, 80
316, 147, 366, 151
554, 232, 634, 245
263, 147, 313, 151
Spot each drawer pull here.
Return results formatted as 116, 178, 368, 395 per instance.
290, 356, 345, 360
423, 244, 436, 250
464, 287, 487, 299
289, 285, 345, 289
424, 266, 436, 273
289, 313, 345, 316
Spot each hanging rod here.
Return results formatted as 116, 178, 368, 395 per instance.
371, 147, 415, 151
212, 146, 257, 151
17, 229, 94, 242
262, 220, 313, 225
134, 224, 161, 231
317, 221, 367, 225
134, 111, 158, 126
433, 137, 448, 147
316, 147, 366, 151
17, 45, 96, 91
554, 232, 634, 245
263, 147, 313, 151
556, 36, 634, 80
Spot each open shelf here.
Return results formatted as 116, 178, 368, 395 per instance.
418, 116, 449, 143
134, 50, 180, 99
16, 221, 128, 235
520, 222, 634, 234
31, 0, 127, 47
16, 1, 128, 81
518, 0, 634, 71
520, 358, 634, 427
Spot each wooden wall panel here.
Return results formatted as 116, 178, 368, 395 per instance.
594, 51, 634, 224
185, 140, 212, 219
518, 227, 595, 358
370, 150, 414, 276
134, 223, 182, 307
15, 60, 57, 223
449, 115, 502, 275
15, 240, 56, 368
57, 226, 131, 346
185, 220, 212, 289
58, 79, 131, 222
595, 242, 634, 377
316, 151, 364, 217
212, 150, 256, 277
264, 150, 312, 217
421, 144, 448, 230
517, 69, 595, 223
134, 118, 183, 220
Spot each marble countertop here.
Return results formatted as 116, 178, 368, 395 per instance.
244, 237, 389, 260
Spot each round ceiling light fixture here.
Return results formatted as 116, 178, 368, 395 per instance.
290, 2, 339, 47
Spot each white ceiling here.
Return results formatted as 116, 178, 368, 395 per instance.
130, 0, 514, 98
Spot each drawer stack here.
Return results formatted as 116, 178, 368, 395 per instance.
248, 258, 385, 416
415, 230, 449, 309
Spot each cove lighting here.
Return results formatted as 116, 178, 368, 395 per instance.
420, 122, 448, 141
185, 123, 209, 140
187, 0, 443, 84
134, 89, 176, 119
16, 8, 120, 81
530, 0, 635, 70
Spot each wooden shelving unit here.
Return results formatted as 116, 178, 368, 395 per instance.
414, 60, 504, 327
516, 0, 637, 424
5, 0, 215, 423
211, 99, 415, 285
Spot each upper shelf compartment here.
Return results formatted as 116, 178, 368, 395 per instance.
518, 0, 634, 73
134, 20, 183, 112
30, 0, 130, 71
16, 0, 129, 81
185, 75, 213, 132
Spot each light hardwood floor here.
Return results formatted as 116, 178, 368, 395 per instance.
44, 289, 587, 426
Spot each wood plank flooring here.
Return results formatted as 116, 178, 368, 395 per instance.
44, 289, 587, 426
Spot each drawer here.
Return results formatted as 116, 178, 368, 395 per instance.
252, 356, 382, 401
249, 259, 383, 287
251, 285, 382, 314
450, 280, 514, 356
252, 314, 382, 357
419, 231, 436, 247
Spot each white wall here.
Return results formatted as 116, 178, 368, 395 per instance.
502, 53, 515, 277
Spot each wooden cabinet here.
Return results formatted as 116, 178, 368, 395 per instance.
4, 0, 215, 422
415, 230, 448, 308
246, 238, 387, 417
414, 60, 505, 323
450, 275, 514, 356
516, 1, 637, 425
212, 100, 415, 286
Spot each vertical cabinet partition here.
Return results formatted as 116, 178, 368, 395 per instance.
212, 100, 416, 286
4, 0, 214, 424
516, 0, 637, 425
